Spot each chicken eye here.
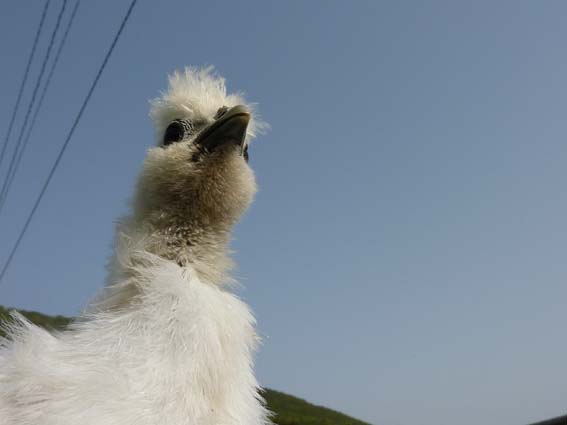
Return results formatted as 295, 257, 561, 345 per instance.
163, 119, 194, 146
163, 121, 184, 146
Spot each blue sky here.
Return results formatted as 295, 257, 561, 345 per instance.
1, 2, 567, 425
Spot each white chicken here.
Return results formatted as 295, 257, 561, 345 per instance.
0, 66, 269, 425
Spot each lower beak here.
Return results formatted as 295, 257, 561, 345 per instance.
194, 105, 250, 153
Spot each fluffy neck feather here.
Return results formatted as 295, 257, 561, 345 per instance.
127, 208, 235, 285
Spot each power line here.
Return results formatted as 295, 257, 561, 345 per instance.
0, 0, 51, 171
0, 0, 138, 284
0, 0, 68, 207
0, 0, 81, 213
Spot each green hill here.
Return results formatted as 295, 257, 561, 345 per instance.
0, 305, 370, 425
0, 305, 72, 337
263, 389, 370, 425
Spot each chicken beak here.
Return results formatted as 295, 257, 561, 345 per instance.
194, 105, 251, 154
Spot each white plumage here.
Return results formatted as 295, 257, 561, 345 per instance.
0, 67, 269, 425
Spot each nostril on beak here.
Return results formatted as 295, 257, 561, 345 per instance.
214, 106, 229, 120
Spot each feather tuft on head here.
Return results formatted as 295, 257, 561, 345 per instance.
149, 66, 267, 145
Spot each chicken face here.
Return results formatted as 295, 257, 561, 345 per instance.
132, 67, 264, 232
137, 106, 257, 228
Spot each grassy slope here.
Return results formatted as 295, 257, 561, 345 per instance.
263, 389, 370, 425
0, 305, 72, 337
0, 306, 370, 425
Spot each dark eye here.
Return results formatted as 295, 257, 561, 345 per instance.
163, 119, 194, 146
243, 145, 249, 162
163, 121, 184, 146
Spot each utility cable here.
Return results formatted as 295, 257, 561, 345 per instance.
0, 0, 138, 284
0, 0, 81, 213
0, 0, 51, 170
0, 0, 68, 207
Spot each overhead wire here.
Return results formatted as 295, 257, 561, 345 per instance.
0, 0, 139, 284
0, 0, 51, 171
0, 0, 81, 213
0, 0, 69, 208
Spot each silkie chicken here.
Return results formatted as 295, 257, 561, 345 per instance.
0, 66, 270, 425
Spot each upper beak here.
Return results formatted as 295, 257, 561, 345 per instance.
194, 105, 250, 154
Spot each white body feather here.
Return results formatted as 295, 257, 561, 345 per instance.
0, 243, 268, 425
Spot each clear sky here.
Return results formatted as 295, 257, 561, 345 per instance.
1, 1, 567, 424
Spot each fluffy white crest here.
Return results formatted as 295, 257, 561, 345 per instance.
150, 66, 267, 144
